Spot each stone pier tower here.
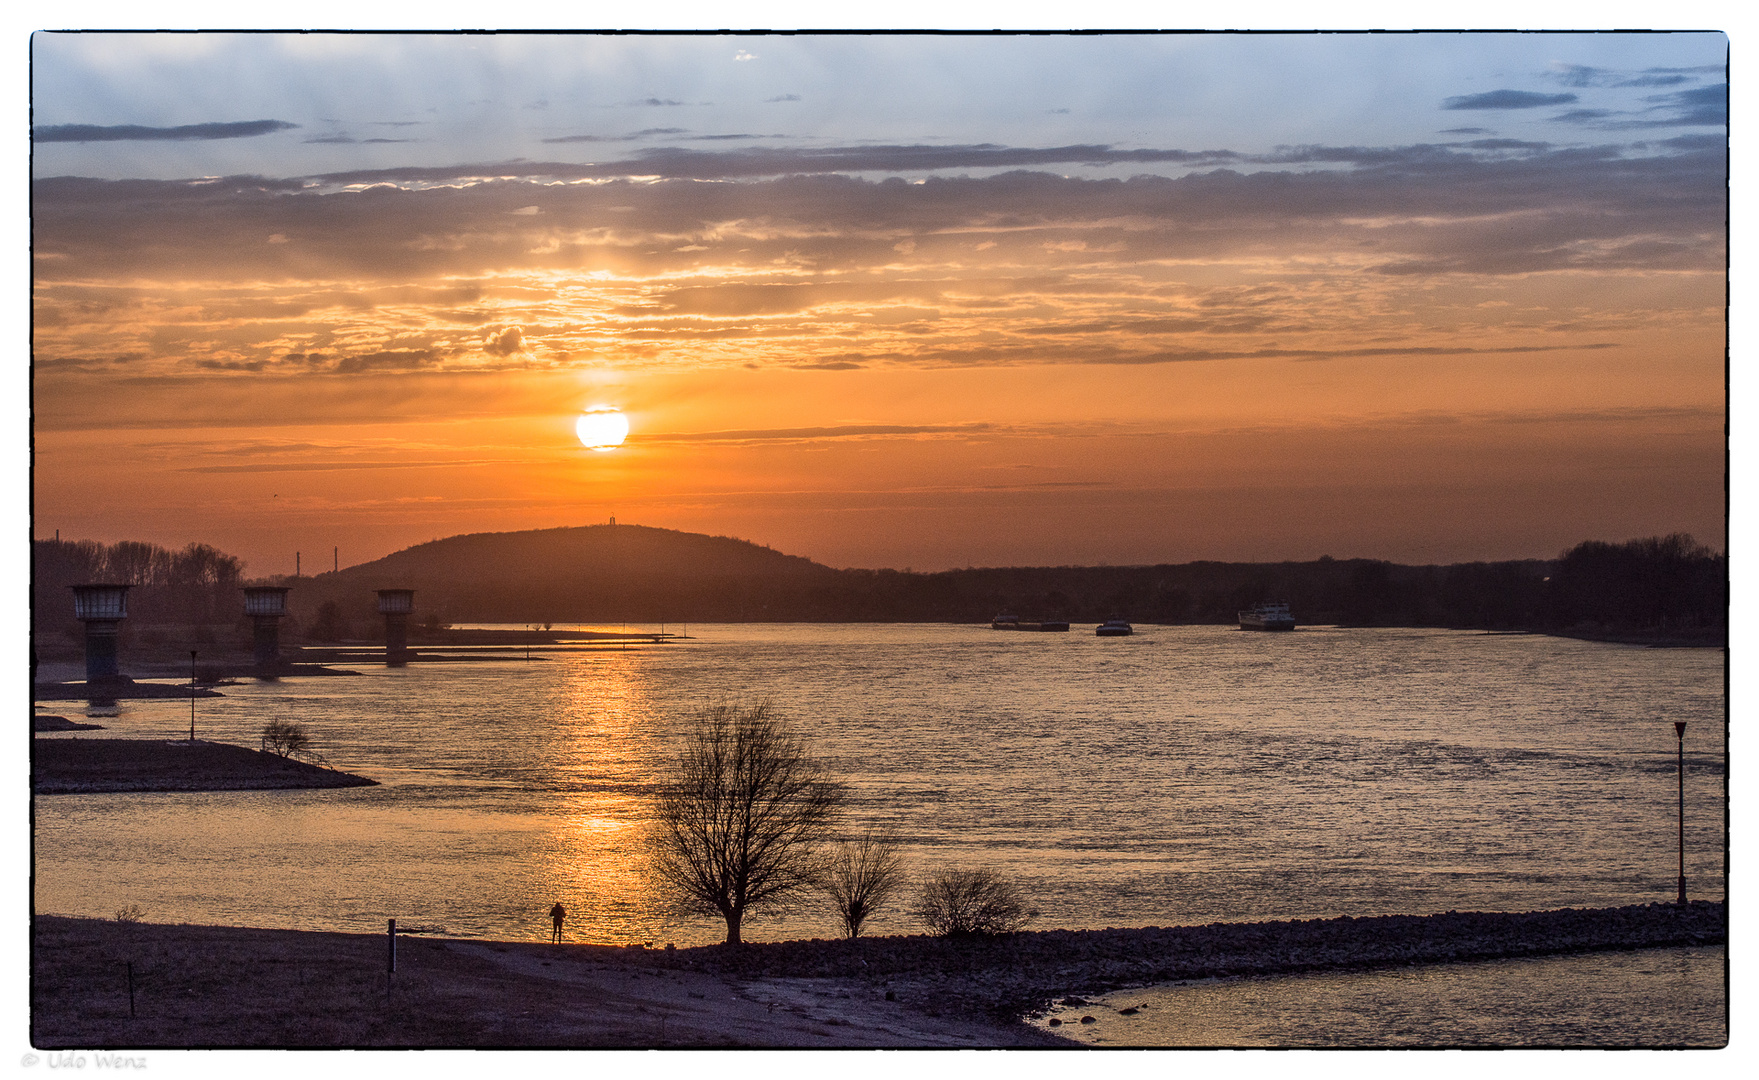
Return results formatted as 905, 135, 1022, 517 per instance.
243, 586, 292, 675
376, 589, 415, 667
70, 584, 131, 683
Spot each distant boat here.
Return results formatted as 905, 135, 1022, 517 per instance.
1096, 618, 1133, 636
993, 613, 1071, 632
1238, 601, 1296, 631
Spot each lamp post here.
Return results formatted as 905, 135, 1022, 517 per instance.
1674, 720, 1687, 906
189, 650, 198, 743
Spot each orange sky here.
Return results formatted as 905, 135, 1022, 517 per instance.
31, 33, 1727, 573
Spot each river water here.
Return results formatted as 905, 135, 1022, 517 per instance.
33, 624, 1726, 1045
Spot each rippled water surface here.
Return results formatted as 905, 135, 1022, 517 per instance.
1036, 946, 1727, 1047
36, 625, 1725, 960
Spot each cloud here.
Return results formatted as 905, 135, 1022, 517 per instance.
1618, 74, 1691, 87
618, 143, 1245, 179
1549, 84, 1725, 130
1550, 63, 1722, 89
328, 349, 446, 374
180, 458, 512, 473
1658, 83, 1728, 126
289, 136, 1671, 189
482, 326, 525, 355
34, 119, 299, 142
649, 423, 995, 444
1443, 91, 1578, 110
1660, 133, 1723, 152
299, 142, 1249, 186
1461, 139, 1550, 151
29, 135, 1723, 385
542, 127, 689, 144
765, 94, 801, 103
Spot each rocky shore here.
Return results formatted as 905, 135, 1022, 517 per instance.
653, 901, 1729, 1024
32, 738, 378, 794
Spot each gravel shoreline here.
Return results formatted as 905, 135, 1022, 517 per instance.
654, 901, 1729, 1024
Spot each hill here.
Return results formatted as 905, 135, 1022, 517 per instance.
284, 524, 843, 629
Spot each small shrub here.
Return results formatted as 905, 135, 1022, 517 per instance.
260, 719, 330, 768
260, 719, 311, 758
821, 828, 907, 938
114, 904, 145, 924
911, 867, 1036, 936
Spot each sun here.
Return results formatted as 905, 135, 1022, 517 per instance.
576, 407, 629, 451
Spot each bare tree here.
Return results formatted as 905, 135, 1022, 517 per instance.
260, 719, 329, 768
911, 868, 1036, 936
821, 828, 907, 938
260, 719, 312, 759
650, 702, 843, 945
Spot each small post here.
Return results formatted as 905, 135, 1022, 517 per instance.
388, 918, 397, 973
126, 961, 135, 1018
1675, 720, 1688, 906
189, 650, 197, 742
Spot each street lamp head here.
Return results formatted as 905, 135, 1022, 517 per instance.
1674, 720, 1687, 737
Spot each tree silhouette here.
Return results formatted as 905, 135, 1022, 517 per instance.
911, 867, 1036, 936
821, 828, 907, 938
650, 703, 843, 945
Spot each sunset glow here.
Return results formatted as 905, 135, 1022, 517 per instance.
30, 32, 1727, 574
577, 408, 630, 452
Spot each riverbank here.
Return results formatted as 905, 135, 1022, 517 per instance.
30, 902, 1722, 1048
672, 901, 1729, 1025
30, 917, 1060, 1048
31, 739, 378, 794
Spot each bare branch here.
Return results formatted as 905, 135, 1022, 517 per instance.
821, 827, 907, 938
910, 868, 1036, 937
649, 702, 844, 944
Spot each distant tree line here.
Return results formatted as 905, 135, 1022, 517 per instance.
584, 535, 1716, 639
33, 538, 245, 637
33, 532, 1726, 643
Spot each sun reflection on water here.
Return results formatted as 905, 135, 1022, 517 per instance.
33, 625, 1726, 951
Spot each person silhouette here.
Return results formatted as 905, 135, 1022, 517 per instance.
550, 902, 566, 943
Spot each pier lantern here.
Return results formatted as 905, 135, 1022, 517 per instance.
242, 586, 292, 675
376, 589, 415, 667
70, 584, 131, 682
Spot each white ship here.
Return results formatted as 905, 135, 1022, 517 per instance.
1238, 601, 1296, 631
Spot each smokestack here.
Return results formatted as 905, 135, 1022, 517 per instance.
242, 586, 292, 676
70, 584, 131, 682
376, 589, 415, 667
